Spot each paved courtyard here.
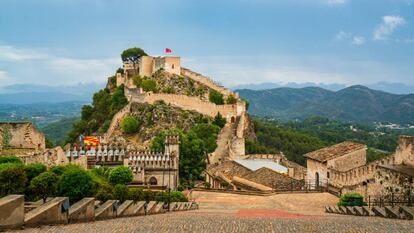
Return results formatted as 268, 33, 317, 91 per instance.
7, 191, 414, 233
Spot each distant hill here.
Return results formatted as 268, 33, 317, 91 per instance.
0, 83, 104, 104
232, 82, 414, 94
237, 85, 414, 124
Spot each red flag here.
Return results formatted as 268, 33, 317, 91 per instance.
165, 48, 172, 53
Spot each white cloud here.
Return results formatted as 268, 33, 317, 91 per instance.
0, 45, 121, 85
335, 30, 365, 45
322, 0, 347, 5
0, 70, 9, 81
351, 36, 365, 45
0, 45, 50, 61
373, 15, 406, 40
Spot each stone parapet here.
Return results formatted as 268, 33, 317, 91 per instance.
0, 195, 24, 230
95, 200, 119, 220
24, 197, 69, 227
68, 198, 95, 223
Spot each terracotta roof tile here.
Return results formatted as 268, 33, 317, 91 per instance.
304, 141, 366, 162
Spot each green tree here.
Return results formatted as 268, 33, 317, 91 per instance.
113, 184, 129, 203
226, 95, 237, 104
0, 156, 22, 164
0, 163, 27, 197
108, 166, 133, 185
129, 188, 144, 203
120, 116, 141, 134
110, 86, 128, 115
58, 167, 95, 202
132, 75, 143, 87
212, 112, 226, 128
141, 79, 157, 92
209, 90, 224, 105
29, 171, 59, 202
121, 47, 147, 61
25, 163, 47, 182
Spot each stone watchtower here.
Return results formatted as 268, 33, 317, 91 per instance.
165, 135, 180, 187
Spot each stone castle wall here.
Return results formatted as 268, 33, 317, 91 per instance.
181, 68, 236, 98
126, 89, 239, 120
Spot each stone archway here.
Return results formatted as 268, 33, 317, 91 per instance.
231, 116, 236, 123
149, 177, 158, 185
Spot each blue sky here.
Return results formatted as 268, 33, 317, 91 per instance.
0, 0, 413, 88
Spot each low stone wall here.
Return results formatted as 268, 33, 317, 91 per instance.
181, 68, 234, 97
0, 195, 24, 230
0, 195, 197, 230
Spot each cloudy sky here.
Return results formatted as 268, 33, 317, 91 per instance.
0, 0, 413, 88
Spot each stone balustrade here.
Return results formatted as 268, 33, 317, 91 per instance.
0, 195, 198, 230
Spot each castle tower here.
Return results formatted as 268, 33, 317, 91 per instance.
165, 135, 180, 188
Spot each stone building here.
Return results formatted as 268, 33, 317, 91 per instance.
66, 135, 180, 190
116, 55, 181, 87
204, 158, 304, 191
0, 122, 45, 152
304, 141, 367, 186
304, 136, 414, 198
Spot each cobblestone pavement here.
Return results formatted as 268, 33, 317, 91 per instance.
7, 191, 414, 233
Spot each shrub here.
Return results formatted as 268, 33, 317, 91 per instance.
0, 156, 22, 164
108, 166, 133, 185
120, 116, 141, 134
212, 112, 226, 128
226, 95, 237, 104
29, 171, 59, 202
49, 165, 67, 176
129, 188, 144, 203
0, 163, 27, 197
121, 47, 147, 61
114, 184, 129, 203
141, 79, 157, 92
209, 90, 224, 105
58, 166, 95, 203
170, 191, 188, 202
25, 163, 47, 182
132, 75, 143, 87
338, 193, 366, 206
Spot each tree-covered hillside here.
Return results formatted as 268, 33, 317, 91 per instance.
238, 85, 414, 124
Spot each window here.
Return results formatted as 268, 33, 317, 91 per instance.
327, 172, 330, 179
172, 64, 175, 69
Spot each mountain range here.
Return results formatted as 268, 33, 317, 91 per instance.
237, 85, 414, 124
232, 82, 414, 94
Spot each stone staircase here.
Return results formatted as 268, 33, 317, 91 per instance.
209, 122, 235, 164
104, 103, 131, 141
325, 205, 414, 220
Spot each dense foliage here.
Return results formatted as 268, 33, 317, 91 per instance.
248, 116, 409, 166
121, 47, 147, 61
141, 79, 157, 92
0, 158, 188, 204
66, 86, 128, 143
41, 117, 79, 146
212, 113, 226, 128
151, 123, 220, 185
238, 85, 414, 124
29, 171, 59, 202
121, 116, 141, 134
209, 90, 224, 105
108, 166, 133, 185
338, 193, 366, 206
226, 95, 237, 104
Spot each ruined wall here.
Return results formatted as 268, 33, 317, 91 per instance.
21, 147, 69, 167
327, 148, 366, 172
393, 135, 414, 166
0, 123, 45, 150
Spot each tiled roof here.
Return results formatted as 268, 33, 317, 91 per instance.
304, 141, 366, 162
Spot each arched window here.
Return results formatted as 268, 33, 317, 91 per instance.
149, 177, 157, 185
